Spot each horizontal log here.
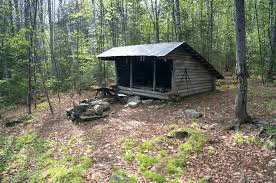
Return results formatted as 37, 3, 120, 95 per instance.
176, 70, 211, 76
175, 81, 214, 87
178, 87, 213, 97
175, 75, 212, 80
176, 83, 213, 90
119, 90, 170, 100
177, 86, 213, 94
175, 77, 213, 82
176, 63, 208, 70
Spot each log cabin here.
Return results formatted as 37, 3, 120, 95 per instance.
97, 42, 224, 100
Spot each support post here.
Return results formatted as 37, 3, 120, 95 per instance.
153, 58, 156, 91
130, 57, 133, 88
171, 60, 176, 91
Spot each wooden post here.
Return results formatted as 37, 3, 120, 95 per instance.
153, 58, 156, 91
130, 57, 133, 88
171, 60, 176, 91
115, 60, 118, 86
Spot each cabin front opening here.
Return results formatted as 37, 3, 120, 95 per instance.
115, 57, 172, 93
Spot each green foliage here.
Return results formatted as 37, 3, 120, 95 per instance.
179, 143, 192, 152
158, 149, 167, 157
185, 130, 207, 153
136, 152, 160, 171
165, 163, 178, 173
123, 152, 135, 161
264, 123, 276, 134
189, 178, 209, 183
109, 169, 138, 183
232, 133, 244, 144
137, 139, 155, 152
143, 170, 165, 183
0, 131, 91, 182
120, 138, 135, 161
168, 178, 180, 183
168, 124, 180, 131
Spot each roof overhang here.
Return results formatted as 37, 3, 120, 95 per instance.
97, 42, 224, 79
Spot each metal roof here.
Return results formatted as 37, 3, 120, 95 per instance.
97, 42, 183, 58
97, 42, 224, 79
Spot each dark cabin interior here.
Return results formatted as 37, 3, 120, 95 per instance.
115, 57, 172, 92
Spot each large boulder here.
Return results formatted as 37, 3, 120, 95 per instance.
175, 131, 189, 139
66, 108, 74, 116
127, 96, 141, 103
126, 100, 141, 108
142, 99, 153, 106
94, 105, 103, 115
102, 102, 111, 111
90, 100, 102, 107
184, 109, 202, 119
83, 109, 96, 116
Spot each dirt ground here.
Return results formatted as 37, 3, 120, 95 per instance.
1, 80, 276, 183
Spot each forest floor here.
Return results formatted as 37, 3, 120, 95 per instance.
1, 76, 276, 183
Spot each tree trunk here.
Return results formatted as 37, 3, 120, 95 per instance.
175, 0, 180, 41
206, 0, 213, 62
269, 15, 276, 75
234, 0, 251, 130
25, 0, 30, 26
48, 0, 60, 102
153, 0, 160, 43
255, 2, 264, 83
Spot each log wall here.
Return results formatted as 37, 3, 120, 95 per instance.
166, 47, 216, 97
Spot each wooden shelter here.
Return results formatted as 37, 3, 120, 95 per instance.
97, 42, 224, 100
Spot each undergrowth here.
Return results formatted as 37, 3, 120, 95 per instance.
118, 124, 209, 182
0, 131, 92, 182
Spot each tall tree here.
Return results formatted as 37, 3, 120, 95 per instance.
206, 0, 213, 62
233, 0, 251, 130
48, 0, 60, 101
268, 0, 276, 75
175, 0, 180, 41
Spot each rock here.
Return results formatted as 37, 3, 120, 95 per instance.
272, 110, 276, 118
175, 131, 189, 139
184, 109, 202, 119
102, 98, 113, 103
111, 112, 118, 117
66, 108, 74, 116
142, 99, 153, 106
126, 101, 141, 108
118, 94, 127, 97
83, 109, 96, 116
90, 100, 102, 107
80, 99, 91, 104
69, 115, 77, 121
102, 102, 111, 111
79, 115, 101, 121
94, 105, 103, 115
127, 96, 140, 103
208, 123, 219, 130
78, 103, 89, 111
